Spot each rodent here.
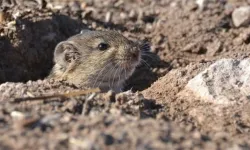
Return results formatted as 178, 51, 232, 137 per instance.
48, 30, 142, 92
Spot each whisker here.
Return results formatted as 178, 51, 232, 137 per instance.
108, 64, 117, 89
92, 61, 113, 88
124, 67, 128, 80
141, 44, 151, 48
140, 59, 151, 69
97, 62, 116, 89
141, 53, 159, 61
118, 66, 121, 86
140, 42, 151, 52
112, 63, 120, 88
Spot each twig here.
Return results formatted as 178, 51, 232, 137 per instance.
13, 88, 101, 103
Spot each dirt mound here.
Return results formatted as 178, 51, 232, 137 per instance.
143, 61, 250, 148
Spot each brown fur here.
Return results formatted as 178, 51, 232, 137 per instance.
48, 30, 141, 92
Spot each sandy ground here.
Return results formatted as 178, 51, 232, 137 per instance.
0, 0, 250, 149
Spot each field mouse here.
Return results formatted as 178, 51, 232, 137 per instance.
48, 30, 142, 92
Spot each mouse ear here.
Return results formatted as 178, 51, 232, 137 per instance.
54, 41, 81, 69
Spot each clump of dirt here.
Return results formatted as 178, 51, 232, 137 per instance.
0, 79, 244, 150
143, 61, 250, 148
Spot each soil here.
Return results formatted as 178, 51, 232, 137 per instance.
1, 0, 250, 149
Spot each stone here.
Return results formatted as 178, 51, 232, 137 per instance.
186, 59, 250, 105
232, 6, 250, 27
196, 0, 208, 10
206, 39, 221, 56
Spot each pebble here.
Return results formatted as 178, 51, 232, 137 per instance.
105, 12, 112, 23
11, 111, 26, 120
232, 6, 250, 27
206, 40, 221, 56
69, 1, 81, 12
102, 90, 115, 102
62, 99, 78, 112
196, 0, 208, 10
0, 11, 6, 23
233, 29, 250, 45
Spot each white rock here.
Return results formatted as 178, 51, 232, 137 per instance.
11, 111, 25, 120
232, 6, 250, 27
186, 59, 250, 105
196, 0, 208, 10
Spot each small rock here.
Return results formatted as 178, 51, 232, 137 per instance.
206, 40, 221, 56
186, 1, 198, 11
170, 2, 178, 8
105, 12, 112, 23
40, 113, 61, 126
182, 42, 203, 54
0, 11, 6, 23
129, 10, 137, 20
196, 0, 208, 10
120, 12, 127, 20
115, 90, 133, 105
186, 59, 250, 105
69, 1, 81, 12
14, 117, 39, 129
224, 3, 235, 15
86, 93, 96, 101
182, 43, 197, 52
11, 111, 25, 120
233, 30, 250, 45
46, 1, 67, 10
80, 2, 87, 9
81, 7, 94, 18
232, 6, 250, 27
62, 99, 78, 112
115, 92, 128, 105
102, 90, 115, 102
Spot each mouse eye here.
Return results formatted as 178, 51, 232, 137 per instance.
98, 43, 109, 51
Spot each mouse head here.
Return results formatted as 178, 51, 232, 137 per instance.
50, 30, 142, 92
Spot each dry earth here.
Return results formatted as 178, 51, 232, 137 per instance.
0, 0, 250, 149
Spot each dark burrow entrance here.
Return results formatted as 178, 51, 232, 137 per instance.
0, 12, 86, 83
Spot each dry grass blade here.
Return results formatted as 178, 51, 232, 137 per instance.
13, 88, 101, 103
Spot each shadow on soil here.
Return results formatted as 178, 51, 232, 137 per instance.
0, 13, 87, 83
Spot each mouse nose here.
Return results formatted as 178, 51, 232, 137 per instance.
130, 47, 139, 60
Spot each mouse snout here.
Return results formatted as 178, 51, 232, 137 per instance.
117, 45, 140, 69
129, 46, 140, 61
